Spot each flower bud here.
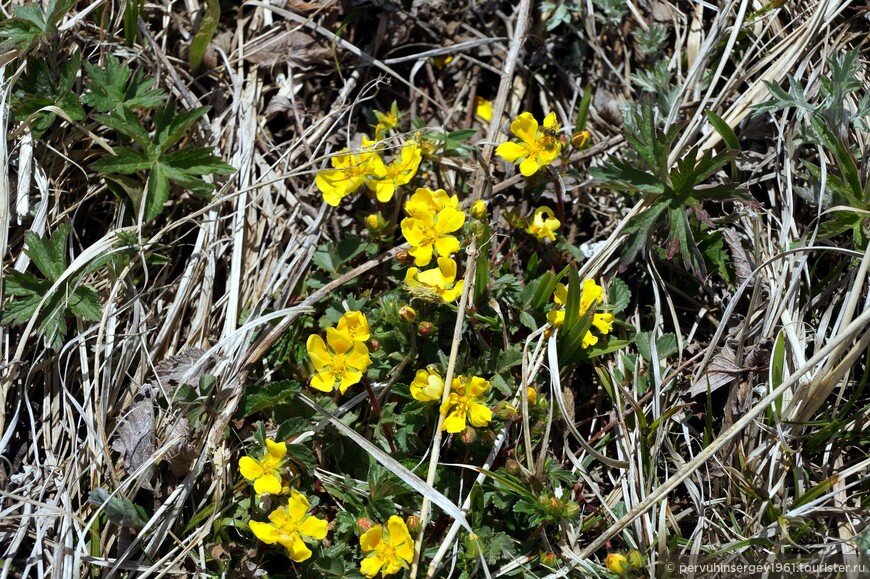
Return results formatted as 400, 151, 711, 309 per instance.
495, 401, 517, 419
368, 339, 380, 352
460, 426, 477, 445
417, 321, 434, 337
357, 517, 376, 534
399, 305, 417, 323
571, 130, 590, 149
406, 515, 422, 535
527, 387, 538, 406
396, 249, 413, 265
605, 553, 628, 575
470, 200, 487, 220
365, 213, 387, 233
627, 550, 644, 569
465, 532, 480, 558
505, 458, 521, 476
540, 552, 556, 567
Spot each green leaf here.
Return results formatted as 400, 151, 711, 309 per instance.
161, 147, 236, 174
238, 380, 302, 418
91, 147, 153, 174
666, 207, 705, 278
69, 286, 103, 321
607, 278, 630, 314
145, 163, 171, 221
155, 105, 210, 152
635, 331, 678, 362
189, 0, 220, 70
88, 489, 147, 529
25, 223, 70, 282
619, 200, 668, 266
811, 115, 863, 203
95, 106, 153, 151
12, 54, 84, 135
82, 56, 165, 113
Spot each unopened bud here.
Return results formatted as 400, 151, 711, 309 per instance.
399, 305, 417, 323
627, 550, 644, 569
495, 401, 517, 419
527, 387, 538, 406
357, 517, 376, 534
605, 553, 628, 575
470, 200, 487, 220
396, 249, 413, 265
460, 426, 477, 445
365, 213, 387, 233
505, 458, 521, 476
571, 130, 590, 149
540, 552, 556, 567
417, 321, 434, 337
368, 339, 380, 352
406, 515, 422, 535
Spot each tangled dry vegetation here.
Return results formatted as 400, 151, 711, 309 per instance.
2, 0, 870, 576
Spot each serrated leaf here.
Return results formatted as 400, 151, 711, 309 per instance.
238, 380, 302, 418
92, 147, 153, 174
161, 147, 235, 174
155, 105, 210, 152
88, 489, 147, 529
25, 223, 69, 282
607, 278, 630, 313
82, 56, 165, 113
69, 286, 103, 321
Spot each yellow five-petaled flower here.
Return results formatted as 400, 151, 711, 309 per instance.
405, 256, 465, 303
441, 375, 492, 433
368, 142, 422, 202
249, 490, 328, 562
315, 136, 378, 206
401, 188, 466, 267
359, 515, 415, 577
410, 366, 445, 402
546, 279, 614, 348
239, 438, 287, 495
307, 327, 372, 394
527, 206, 561, 241
495, 112, 562, 177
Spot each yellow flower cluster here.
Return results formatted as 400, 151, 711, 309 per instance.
410, 367, 492, 433
400, 188, 466, 302
248, 490, 328, 562
547, 279, 614, 348
306, 311, 373, 394
316, 122, 422, 206
495, 112, 562, 176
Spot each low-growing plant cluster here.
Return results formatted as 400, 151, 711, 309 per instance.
2, 0, 870, 578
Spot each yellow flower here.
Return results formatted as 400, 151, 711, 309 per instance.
401, 189, 466, 266
546, 279, 615, 348
605, 552, 628, 575
440, 375, 492, 433
360, 515, 415, 577
571, 130, 590, 149
431, 54, 454, 70
527, 206, 561, 241
475, 96, 493, 122
365, 213, 387, 233
410, 366, 445, 402
527, 387, 538, 406
495, 112, 562, 176
337, 311, 371, 342
405, 257, 465, 302
239, 438, 287, 495
404, 187, 460, 219
367, 141, 422, 202
374, 106, 400, 139
307, 327, 372, 394
315, 137, 378, 206
248, 490, 328, 562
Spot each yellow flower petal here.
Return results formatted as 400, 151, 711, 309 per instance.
306, 334, 329, 370
326, 326, 354, 355
339, 370, 363, 394
443, 409, 466, 433
360, 525, 383, 552
409, 243, 434, 267
253, 474, 283, 495
361, 554, 385, 578
519, 157, 540, 177
495, 141, 528, 163
265, 438, 287, 461
310, 371, 335, 392
337, 311, 371, 342
467, 401, 492, 427
287, 490, 310, 521
238, 456, 264, 481
284, 533, 313, 562
298, 515, 328, 540
249, 520, 279, 544
511, 112, 538, 144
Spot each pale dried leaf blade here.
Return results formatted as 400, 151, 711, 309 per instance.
688, 344, 741, 397
112, 384, 156, 487
155, 347, 214, 386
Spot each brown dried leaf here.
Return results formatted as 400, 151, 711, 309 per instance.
243, 30, 333, 68
155, 347, 214, 387
722, 228, 755, 285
